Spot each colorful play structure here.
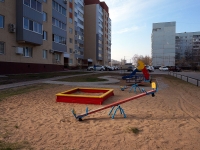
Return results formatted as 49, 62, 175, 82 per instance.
122, 60, 150, 83
56, 88, 114, 105
71, 82, 158, 121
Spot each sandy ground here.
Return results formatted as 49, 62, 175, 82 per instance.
0, 76, 200, 150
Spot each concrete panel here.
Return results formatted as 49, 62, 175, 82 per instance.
53, 42, 67, 52
23, 29, 43, 45
52, 26, 67, 37
23, 5, 43, 24
52, 9, 67, 24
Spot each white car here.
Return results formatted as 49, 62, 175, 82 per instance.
159, 66, 168, 71
87, 65, 105, 71
145, 65, 154, 72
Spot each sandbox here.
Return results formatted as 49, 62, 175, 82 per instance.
56, 87, 114, 105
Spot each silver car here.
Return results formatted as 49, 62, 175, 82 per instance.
87, 65, 105, 71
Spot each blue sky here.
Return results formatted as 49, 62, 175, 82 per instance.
104, 0, 200, 62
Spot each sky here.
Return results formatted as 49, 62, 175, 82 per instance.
103, 0, 200, 62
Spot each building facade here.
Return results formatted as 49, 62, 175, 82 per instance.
0, 0, 111, 74
176, 32, 200, 66
0, 0, 66, 74
151, 22, 176, 66
84, 0, 111, 66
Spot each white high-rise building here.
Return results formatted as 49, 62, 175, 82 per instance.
151, 22, 176, 66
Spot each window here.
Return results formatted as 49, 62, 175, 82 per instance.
69, 18, 73, 24
43, 31, 47, 40
43, 0, 47, 2
43, 12, 47, 21
23, 47, 32, 57
69, 38, 73, 43
69, 28, 73, 34
98, 40, 102, 44
55, 53, 60, 61
0, 15, 4, 28
52, 34, 66, 45
36, 1, 42, 12
69, 48, 73, 53
69, 0, 72, 2
69, 8, 72, 13
78, 11, 83, 18
69, 59, 73, 64
0, 42, 5, 54
23, 17, 42, 34
43, 50, 47, 59
52, 18, 66, 30
78, 3, 83, 11
24, 0, 42, 12
0, 0, 5, 2
52, 1, 66, 16
78, 19, 83, 25
74, 12, 77, 17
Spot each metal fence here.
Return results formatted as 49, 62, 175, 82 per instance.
168, 72, 200, 87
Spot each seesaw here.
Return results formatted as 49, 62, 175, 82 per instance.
71, 82, 158, 121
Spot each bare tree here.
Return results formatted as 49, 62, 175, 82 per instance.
132, 54, 152, 66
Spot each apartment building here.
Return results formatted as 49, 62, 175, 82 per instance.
176, 32, 200, 65
0, 0, 111, 74
151, 22, 176, 66
152, 21, 200, 67
66, 0, 85, 68
0, 0, 68, 74
84, 0, 111, 66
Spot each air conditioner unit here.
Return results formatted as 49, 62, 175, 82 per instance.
16, 47, 23, 55
8, 24, 16, 33
63, 0, 67, 4
49, 49, 54, 53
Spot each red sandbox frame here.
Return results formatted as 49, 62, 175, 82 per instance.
56, 87, 114, 105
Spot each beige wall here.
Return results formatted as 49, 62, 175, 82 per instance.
0, 1, 64, 65
84, 4, 97, 65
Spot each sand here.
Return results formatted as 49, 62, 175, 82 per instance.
0, 76, 200, 150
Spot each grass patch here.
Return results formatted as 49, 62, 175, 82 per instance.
0, 71, 92, 85
0, 141, 33, 150
0, 84, 59, 102
57, 73, 119, 82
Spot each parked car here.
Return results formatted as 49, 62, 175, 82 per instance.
153, 66, 160, 69
104, 66, 114, 71
159, 66, 168, 71
87, 65, 105, 71
113, 66, 119, 70
145, 65, 154, 72
127, 66, 135, 72
168, 66, 182, 72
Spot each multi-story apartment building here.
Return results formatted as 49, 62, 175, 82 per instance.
84, 0, 111, 66
152, 21, 200, 67
151, 22, 176, 66
0, 0, 67, 74
0, 0, 111, 74
176, 32, 200, 65
66, 0, 85, 68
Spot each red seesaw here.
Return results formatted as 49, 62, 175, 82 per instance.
72, 82, 157, 121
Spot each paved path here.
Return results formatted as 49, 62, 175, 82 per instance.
0, 73, 120, 90
43, 76, 120, 88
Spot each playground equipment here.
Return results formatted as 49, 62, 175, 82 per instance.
122, 60, 150, 83
56, 88, 114, 105
71, 82, 158, 121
